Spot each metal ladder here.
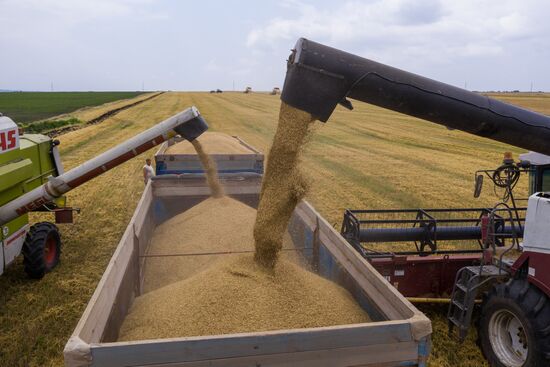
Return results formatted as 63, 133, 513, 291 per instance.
447, 201, 521, 341
447, 265, 507, 342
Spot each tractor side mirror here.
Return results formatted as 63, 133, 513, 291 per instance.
474, 174, 484, 198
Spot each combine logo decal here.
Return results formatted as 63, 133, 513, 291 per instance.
0, 127, 19, 153
15, 196, 49, 216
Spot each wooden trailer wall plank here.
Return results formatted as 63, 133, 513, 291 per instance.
294, 202, 431, 341
102, 342, 419, 367
102, 187, 154, 341
155, 135, 264, 175
152, 176, 262, 199
292, 202, 416, 321
68, 182, 153, 344
287, 206, 385, 320
159, 154, 262, 161
327, 226, 418, 318
71, 220, 135, 344
89, 323, 415, 367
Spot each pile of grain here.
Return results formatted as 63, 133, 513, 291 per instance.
254, 102, 315, 268
191, 139, 224, 197
165, 132, 251, 154
142, 196, 256, 293
119, 253, 369, 341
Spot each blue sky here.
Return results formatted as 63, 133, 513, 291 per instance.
1, 0, 549, 92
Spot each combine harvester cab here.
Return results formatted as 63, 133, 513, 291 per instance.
64, 174, 432, 367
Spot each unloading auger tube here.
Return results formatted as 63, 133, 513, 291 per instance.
281, 38, 550, 156
0, 106, 208, 226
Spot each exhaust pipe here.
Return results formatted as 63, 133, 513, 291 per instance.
0, 107, 208, 226
281, 38, 550, 156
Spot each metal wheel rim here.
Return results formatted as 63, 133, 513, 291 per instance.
44, 235, 57, 266
489, 309, 528, 367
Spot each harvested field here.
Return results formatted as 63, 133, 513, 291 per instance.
165, 131, 252, 154
1, 91, 548, 366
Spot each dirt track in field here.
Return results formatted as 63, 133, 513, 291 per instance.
46, 92, 165, 137
0, 91, 549, 366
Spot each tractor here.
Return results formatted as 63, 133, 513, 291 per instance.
280, 38, 550, 366
0, 107, 208, 278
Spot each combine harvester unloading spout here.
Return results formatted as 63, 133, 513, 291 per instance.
0, 106, 207, 278
0, 107, 207, 227
281, 38, 550, 155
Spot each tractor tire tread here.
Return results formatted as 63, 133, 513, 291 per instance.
22, 222, 61, 279
479, 279, 550, 367
540, 323, 550, 337
532, 294, 546, 316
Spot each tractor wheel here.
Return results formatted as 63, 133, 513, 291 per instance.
22, 222, 61, 279
479, 279, 550, 367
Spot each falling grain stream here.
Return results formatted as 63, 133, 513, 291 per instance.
191, 139, 224, 198
254, 102, 316, 268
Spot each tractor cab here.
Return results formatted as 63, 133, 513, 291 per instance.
520, 151, 550, 194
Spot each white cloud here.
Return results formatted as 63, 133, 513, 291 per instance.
246, 0, 548, 62
0, 0, 548, 91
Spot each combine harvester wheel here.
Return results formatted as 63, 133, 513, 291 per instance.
22, 222, 61, 279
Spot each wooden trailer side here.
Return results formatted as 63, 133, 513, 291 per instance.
154, 136, 264, 175
88, 327, 421, 367
64, 181, 154, 366
65, 177, 431, 367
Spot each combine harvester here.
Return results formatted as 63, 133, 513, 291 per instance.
0, 107, 208, 278
281, 38, 550, 367
65, 39, 550, 366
